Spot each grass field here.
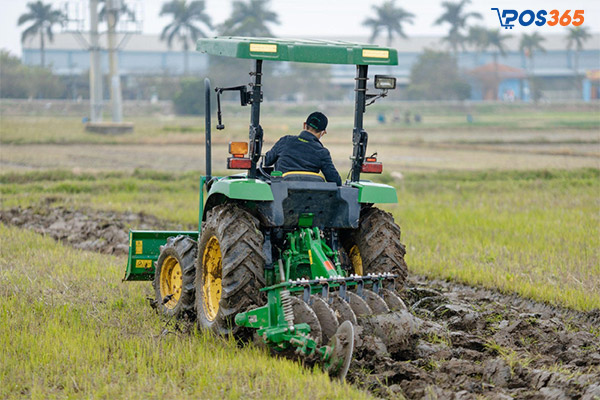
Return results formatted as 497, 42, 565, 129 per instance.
2, 168, 598, 311
1, 107, 597, 173
0, 224, 368, 399
396, 169, 600, 311
1, 105, 599, 397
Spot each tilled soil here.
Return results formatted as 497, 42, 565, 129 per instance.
352, 281, 600, 399
2, 205, 599, 399
0, 204, 189, 256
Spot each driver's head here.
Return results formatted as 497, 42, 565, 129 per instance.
304, 111, 328, 138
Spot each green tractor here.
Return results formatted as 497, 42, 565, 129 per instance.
124, 37, 408, 379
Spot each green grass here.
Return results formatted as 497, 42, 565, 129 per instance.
0, 224, 368, 399
1, 168, 598, 312
0, 170, 203, 226
394, 168, 600, 311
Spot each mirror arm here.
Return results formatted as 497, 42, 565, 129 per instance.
365, 89, 388, 107
214, 85, 250, 130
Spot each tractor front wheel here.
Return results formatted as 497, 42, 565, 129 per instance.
153, 235, 197, 318
195, 204, 266, 337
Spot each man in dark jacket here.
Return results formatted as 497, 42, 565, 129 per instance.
264, 111, 342, 186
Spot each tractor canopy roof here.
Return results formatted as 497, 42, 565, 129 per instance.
196, 36, 398, 66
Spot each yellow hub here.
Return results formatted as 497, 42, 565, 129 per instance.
159, 255, 183, 310
202, 236, 223, 321
349, 245, 363, 276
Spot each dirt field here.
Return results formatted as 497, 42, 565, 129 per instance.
2, 205, 598, 399
2, 139, 598, 174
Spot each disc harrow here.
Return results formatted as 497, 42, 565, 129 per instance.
235, 272, 402, 380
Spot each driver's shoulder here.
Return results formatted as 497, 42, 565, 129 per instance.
277, 134, 297, 145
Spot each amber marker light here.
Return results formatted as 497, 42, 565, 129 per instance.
229, 141, 248, 156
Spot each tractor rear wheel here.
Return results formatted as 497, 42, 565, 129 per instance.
343, 207, 408, 285
195, 204, 266, 337
153, 235, 197, 319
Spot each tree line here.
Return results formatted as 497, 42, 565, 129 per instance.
8, 0, 594, 104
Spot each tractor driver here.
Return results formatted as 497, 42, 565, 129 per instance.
263, 111, 342, 186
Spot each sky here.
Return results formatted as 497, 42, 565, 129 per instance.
1, 0, 599, 56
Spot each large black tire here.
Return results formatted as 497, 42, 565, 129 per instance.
342, 207, 408, 285
153, 235, 197, 319
195, 204, 266, 337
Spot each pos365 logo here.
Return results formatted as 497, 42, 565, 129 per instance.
491, 8, 585, 29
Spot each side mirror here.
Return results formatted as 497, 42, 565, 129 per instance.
374, 75, 396, 90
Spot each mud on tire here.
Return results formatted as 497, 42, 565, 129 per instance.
153, 235, 198, 319
342, 207, 408, 285
195, 204, 266, 337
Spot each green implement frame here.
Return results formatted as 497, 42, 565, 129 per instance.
124, 230, 199, 281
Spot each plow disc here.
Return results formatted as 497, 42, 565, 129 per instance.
325, 321, 355, 380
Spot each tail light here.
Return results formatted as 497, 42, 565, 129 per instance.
229, 141, 248, 157
227, 157, 252, 169
227, 141, 251, 169
361, 154, 383, 174
361, 162, 383, 173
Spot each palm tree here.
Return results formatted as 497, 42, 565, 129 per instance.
219, 0, 279, 37
434, 0, 481, 54
363, 0, 415, 45
486, 28, 511, 67
98, 0, 136, 24
18, 1, 65, 68
519, 32, 545, 73
566, 26, 592, 92
482, 28, 511, 100
519, 33, 545, 102
160, 0, 213, 75
467, 25, 489, 59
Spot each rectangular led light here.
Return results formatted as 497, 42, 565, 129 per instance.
227, 157, 252, 169
249, 43, 277, 53
362, 49, 389, 59
361, 162, 383, 174
374, 75, 397, 90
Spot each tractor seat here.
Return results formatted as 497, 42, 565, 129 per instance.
282, 171, 326, 182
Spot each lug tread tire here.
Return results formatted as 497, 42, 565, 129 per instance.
195, 204, 266, 337
153, 235, 198, 319
345, 207, 408, 284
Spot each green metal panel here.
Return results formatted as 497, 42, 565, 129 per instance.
208, 178, 274, 201
124, 230, 199, 281
350, 181, 398, 204
197, 37, 398, 66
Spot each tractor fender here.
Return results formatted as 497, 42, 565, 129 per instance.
202, 178, 274, 221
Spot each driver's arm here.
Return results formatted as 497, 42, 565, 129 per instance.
320, 149, 342, 186
264, 137, 286, 167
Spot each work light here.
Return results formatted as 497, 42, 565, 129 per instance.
374, 75, 396, 90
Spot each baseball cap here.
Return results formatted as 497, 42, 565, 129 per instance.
306, 111, 328, 132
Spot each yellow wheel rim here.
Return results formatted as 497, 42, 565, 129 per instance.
202, 236, 223, 321
349, 245, 363, 276
159, 255, 182, 310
